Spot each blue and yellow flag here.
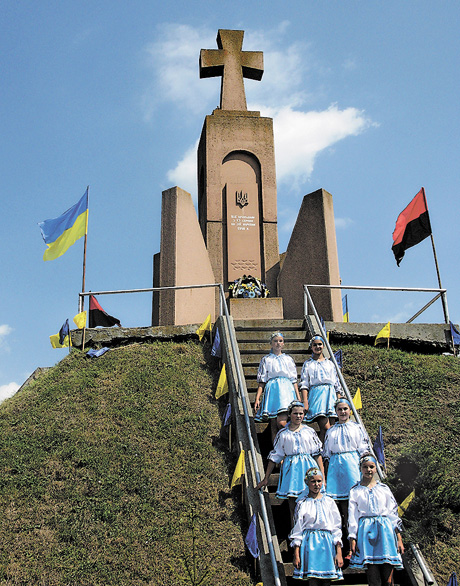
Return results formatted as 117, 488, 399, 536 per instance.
50, 320, 72, 348
342, 295, 349, 322
39, 188, 89, 261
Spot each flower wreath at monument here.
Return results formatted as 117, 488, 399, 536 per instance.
228, 275, 270, 299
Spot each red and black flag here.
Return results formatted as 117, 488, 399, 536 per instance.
392, 188, 432, 266
89, 295, 121, 328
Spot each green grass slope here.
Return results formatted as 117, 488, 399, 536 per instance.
339, 343, 460, 583
1, 339, 458, 585
0, 341, 252, 586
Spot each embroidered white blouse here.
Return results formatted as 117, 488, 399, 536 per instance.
290, 495, 343, 547
268, 424, 322, 464
299, 358, 341, 392
322, 421, 370, 461
257, 352, 298, 384
348, 482, 403, 540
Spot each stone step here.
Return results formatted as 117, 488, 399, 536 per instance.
236, 330, 308, 342
234, 319, 305, 331
283, 563, 366, 578
240, 353, 310, 366
238, 341, 309, 353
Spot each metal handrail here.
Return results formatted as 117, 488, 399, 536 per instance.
304, 283, 449, 325
303, 285, 385, 479
303, 284, 436, 586
78, 282, 282, 585
217, 284, 282, 586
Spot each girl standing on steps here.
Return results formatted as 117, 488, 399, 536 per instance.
290, 467, 343, 583
300, 335, 341, 444
255, 401, 324, 522
322, 397, 370, 555
348, 454, 404, 586
254, 332, 301, 443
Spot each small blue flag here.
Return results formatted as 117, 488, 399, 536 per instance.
211, 328, 222, 357
447, 572, 458, 586
223, 403, 232, 426
450, 322, 460, 346
86, 347, 110, 358
59, 319, 70, 345
244, 513, 260, 558
334, 349, 343, 369
373, 425, 385, 470
320, 316, 327, 336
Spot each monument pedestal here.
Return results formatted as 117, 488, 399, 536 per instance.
228, 297, 284, 320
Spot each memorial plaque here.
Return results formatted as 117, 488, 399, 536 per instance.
226, 181, 261, 281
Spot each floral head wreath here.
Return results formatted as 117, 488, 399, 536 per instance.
270, 331, 284, 341
305, 467, 323, 480
309, 335, 325, 348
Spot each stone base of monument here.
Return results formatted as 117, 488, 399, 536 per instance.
228, 297, 284, 320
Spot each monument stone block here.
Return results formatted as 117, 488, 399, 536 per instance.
278, 188, 342, 321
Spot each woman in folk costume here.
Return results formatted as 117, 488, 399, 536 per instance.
256, 401, 324, 522
300, 335, 341, 443
323, 397, 370, 552
290, 467, 343, 583
254, 332, 301, 443
348, 454, 404, 586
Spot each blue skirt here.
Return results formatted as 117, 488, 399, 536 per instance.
294, 529, 343, 581
350, 516, 403, 569
276, 453, 317, 499
326, 451, 361, 500
254, 377, 297, 421
305, 384, 337, 422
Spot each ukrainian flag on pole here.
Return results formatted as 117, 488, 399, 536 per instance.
39, 188, 89, 261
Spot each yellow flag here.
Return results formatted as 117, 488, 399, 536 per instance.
230, 450, 245, 488
196, 314, 212, 341
50, 333, 71, 349
375, 322, 391, 346
398, 490, 415, 516
215, 364, 229, 399
353, 387, 362, 410
73, 310, 87, 329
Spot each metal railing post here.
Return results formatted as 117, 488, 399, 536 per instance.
218, 284, 282, 586
303, 285, 385, 479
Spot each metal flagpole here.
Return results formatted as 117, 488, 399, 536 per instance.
80, 186, 89, 313
421, 188, 449, 325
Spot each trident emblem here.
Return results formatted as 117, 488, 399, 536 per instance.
236, 190, 248, 207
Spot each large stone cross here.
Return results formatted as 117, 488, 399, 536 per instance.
200, 29, 264, 111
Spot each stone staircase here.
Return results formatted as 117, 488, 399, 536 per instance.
233, 318, 386, 585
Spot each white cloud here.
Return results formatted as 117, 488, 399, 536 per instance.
0, 382, 20, 405
0, 324, 13, 350
148, 23, 375, 198
335, 217, 354, 229
166, 141, 198, 198
267, 104, 373, 188
143, 24, 217, 119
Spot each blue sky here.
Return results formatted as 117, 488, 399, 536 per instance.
2, 1, 460, 401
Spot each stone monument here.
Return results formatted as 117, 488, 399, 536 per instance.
152, 29, 342, 326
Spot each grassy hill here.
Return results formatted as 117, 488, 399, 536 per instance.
0, 341, 252, 586
0, 339, 458, 585
339, 343, 460, 584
